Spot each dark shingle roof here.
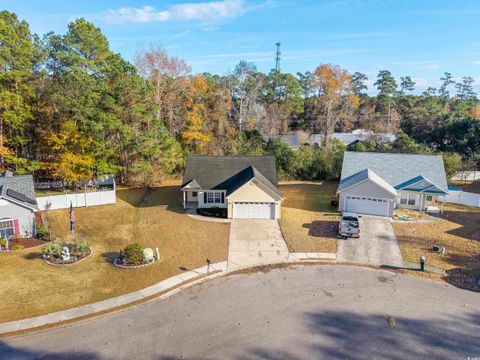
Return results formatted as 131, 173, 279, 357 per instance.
182, 156, 280, 197
0, 172, 37, 209
339, 152, 448, 194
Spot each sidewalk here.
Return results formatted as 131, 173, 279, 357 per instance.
0, 261, 228, 335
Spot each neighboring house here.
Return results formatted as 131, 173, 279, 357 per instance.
263, 132, 309, 150
0, 171, 38, 238
309, 129, 396, 147
336, 152, 448, 217
181, 156, 283, 219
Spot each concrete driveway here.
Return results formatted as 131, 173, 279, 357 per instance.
227, 219, 289, 271
337, 215, 404, 267
2, 265, 479, 360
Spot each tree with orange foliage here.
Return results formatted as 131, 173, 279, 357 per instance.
468, 104, 480, 119
310, 64, 359, 147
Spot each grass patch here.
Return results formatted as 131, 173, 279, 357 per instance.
393, 203, 480, 271
0, 184, 229, 323
279, 182, 339, 253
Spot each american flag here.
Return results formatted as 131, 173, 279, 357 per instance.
69, 202, 75, 232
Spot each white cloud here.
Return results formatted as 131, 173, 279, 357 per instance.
99, 0, 246, 25
472, 60, 480, 65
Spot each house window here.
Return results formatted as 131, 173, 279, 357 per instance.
426, 195, 433, 202
408, 197, 416, 206
207, 192, 214, 203
206, 192, 224, 204
0, 219, 14, 239
400, 195, 408, 205
192, 191, 197, 197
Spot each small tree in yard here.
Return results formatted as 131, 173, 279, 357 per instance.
122, 243, 144, 265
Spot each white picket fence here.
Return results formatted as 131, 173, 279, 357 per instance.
441, 190, 480, 207
36, 190, 117, 211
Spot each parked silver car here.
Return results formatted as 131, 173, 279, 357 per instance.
338, 212, 360, 238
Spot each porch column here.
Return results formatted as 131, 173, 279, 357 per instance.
182, 191, 186, 208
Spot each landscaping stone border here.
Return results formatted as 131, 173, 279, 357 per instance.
43, 248, 93, 267
113, 258, 156, 269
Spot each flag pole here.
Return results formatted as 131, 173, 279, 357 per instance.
70, 201, 75, 243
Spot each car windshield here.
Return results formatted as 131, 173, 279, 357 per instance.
342, 216, 358, 222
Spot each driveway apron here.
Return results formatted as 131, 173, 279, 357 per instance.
337, 215, 404, 267
227, 219, 289, 271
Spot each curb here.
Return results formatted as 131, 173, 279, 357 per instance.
0, 261, 228, 335
288, 252, 337, 261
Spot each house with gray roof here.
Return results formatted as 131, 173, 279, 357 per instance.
0, 171, 38, 238
336, 152, 448, 217
309, 130, 396, 147
181, 156, 283, 219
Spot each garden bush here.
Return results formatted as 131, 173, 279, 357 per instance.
12, 244, 24, 251
122, 243, 145, 265
73, 240, 91, 254
41, 243, 62, 257
36, 223, 50, 241
196, 207, 227, 218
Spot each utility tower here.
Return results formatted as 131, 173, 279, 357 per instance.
275, 42, 281, 72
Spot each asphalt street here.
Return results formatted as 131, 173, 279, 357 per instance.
1, 265, 479, 360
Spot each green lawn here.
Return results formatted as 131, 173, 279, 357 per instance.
279, 181, 339, 253
0, 183, 230, 323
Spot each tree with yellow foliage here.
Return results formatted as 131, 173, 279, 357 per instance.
311, 64, 359, 147
182, 75, 211, 153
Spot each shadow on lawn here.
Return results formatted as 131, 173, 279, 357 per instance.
116, 186, 185, 214
101, 251, 119, 264
239, 310, 480, 359
442, 210, 480, 242
302, 221, 338, 239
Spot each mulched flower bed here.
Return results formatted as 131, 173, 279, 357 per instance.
43, 244, 92, 266
196, 207, 227, 218
7, 237, 47, 250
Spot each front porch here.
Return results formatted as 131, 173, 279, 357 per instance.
183, 201, 198, 209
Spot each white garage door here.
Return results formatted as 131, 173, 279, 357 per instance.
345, 196, 390, 217
232, 202, 275, 219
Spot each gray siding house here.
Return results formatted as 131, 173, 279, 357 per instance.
0, 171, 38, 238
181, 156, 283, 219
336, 152, 448, 217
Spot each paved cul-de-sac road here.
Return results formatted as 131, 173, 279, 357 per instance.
1, 265, 479, 360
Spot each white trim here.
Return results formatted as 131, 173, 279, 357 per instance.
0, 195, 37, 211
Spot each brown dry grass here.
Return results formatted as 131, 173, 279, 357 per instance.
393, 204, 480, 271
279, 182, 339, 253
393, 208, 430, 221
0, 185, 229, 323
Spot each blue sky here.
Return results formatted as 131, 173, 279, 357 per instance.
4, 0, 480, 93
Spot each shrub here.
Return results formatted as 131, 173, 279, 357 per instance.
196, 207, 227, 218
0, 238, 6, 247
41, 243, 62, 257
36, 223, 50, 241
12, 244, 24, 251
73, 240, 91, 254
122, 243, 144, 265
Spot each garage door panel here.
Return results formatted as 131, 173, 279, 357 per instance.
345, 196, 389, 217
233, 202, 275, 219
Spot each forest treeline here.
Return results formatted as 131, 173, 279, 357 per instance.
1, 11, 479, 184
